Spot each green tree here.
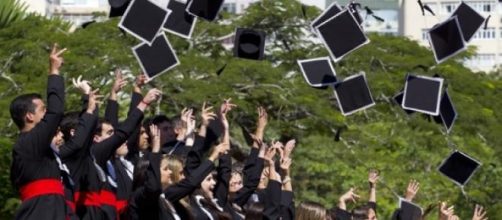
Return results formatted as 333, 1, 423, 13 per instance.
0, 1, 501, 219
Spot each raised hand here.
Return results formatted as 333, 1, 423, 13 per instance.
134, 73, 146, 93
283, 139, 296, 159
219, 98, 237, 129
142, 88, 162, 105
439, 202, 455, 220
368, 170, 379, 187
472, 204, 488, 220
256, 106, 268, 135
280, 157, 292, 171
209, 142, 230, 161
110, 69, 127, 100
405, 179, 420, 201
87, 89, 103, 114
201, 102, 216, 127
338, 187, 360, 210
72, 75, 91, 95
149, 124, 160, 153
49, 43, 67, 75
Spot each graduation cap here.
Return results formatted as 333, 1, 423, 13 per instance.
438, 151, 481, 186
186, 0, 225, 21
297, 57, 337, 88
398, 198, 423, 220
433, 91, 457, 134
427, 16, 466, 64
393, 91, 414, 115
118, 0, 170, 44
310, 2, 342, 32
451, 2, 485, 42
333, 73, 375, 116
402, 74, 443, 116
132, 33, 179, 81
163, 0, 197, 39
315, 9, 370, 62
233, 28, 266, 60
109, 0, 131, 17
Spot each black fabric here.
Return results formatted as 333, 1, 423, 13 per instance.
187, 0, 224, 21
120, 0, 168, 43
11, 75, 66, 220
133, 34, 179, 79
298, 57, 337, 87
402, 74, 442, 115
316, 9, 368, 61
334, 73, 374, 115
451, 2, 485, 42
311, 2, 342, 29
428, 16, 465, 63
439, 151, 480, 185
164, 0, 196, 38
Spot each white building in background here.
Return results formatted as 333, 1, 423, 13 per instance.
399, 0, 502, 72
19, 0, 48, 15
326, 0, 400, 36
221, 0, 257, 14
21, 0, 109, 27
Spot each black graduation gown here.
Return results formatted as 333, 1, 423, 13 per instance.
10, 75, 66, 220
127, 152, 215, 220
67, 107, 144, 220
57, 111, 99, 219
280, 190, 295, 220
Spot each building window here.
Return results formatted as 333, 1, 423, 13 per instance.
465, 53, 496, 68
472, 28, 496, 39
441, 2, 458, 14
222, 3, 236, 13
422, 29, 429, 41
468, 1, 494, 13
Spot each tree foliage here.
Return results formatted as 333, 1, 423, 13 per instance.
0, 0, 501, 219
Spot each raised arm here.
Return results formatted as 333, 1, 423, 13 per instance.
164, 142, 228, 202
213, 102, 233, 206
28, 44, 66, 154
92, 88, 161, 166
368, 170, 379, 203
262, 152, 282, 220
58, 90, 100, 158
104, 69, 126, 127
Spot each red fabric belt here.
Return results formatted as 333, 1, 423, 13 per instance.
115, 199, 128, 213
66, 200, 76, 212
19, 179, 64, 201
74, 190, 117, 207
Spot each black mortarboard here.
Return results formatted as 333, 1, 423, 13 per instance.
438, 151, 481, 186
297, 57, 337, 87
393, 91, 414, 115
233, 28, 266, 60
163, 0, 197, 39
186, 0, 224, 21
119, 0, 170, 44
311, 2, 342, 32
433, 91, 457, 133
402, 74, 443, 116
398, 198, 423, 220
427, 16, 466, 63
315, 9, 369, 62
109, 0, 131, 17
451, 2, 485, 42
333, 73, 375, 116
132, 33, 179, 81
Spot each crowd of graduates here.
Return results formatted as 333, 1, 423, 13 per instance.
8, 45, 490, 220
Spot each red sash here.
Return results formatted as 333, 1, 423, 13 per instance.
20, 179, 64, 201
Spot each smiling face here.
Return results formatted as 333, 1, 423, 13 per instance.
201, 173, 216, 199
229, 172, 243, 193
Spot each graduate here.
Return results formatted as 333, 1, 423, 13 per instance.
9, 44, 68, 220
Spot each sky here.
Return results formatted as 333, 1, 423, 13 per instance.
300, 0, 326, 9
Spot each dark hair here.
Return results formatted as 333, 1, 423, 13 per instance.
192, 174, 232, 220
169, 115, 184, 130
352, 205, 374, 220
131, 158, 151, 191
295, 201, 329, 220
60, 111, 80, 142
244, 202, 264, 220
10, 93, 42, 129
94, 118, 112, 136
152, 115, 170, 126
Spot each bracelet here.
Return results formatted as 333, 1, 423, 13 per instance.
141, 100, 150, 105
